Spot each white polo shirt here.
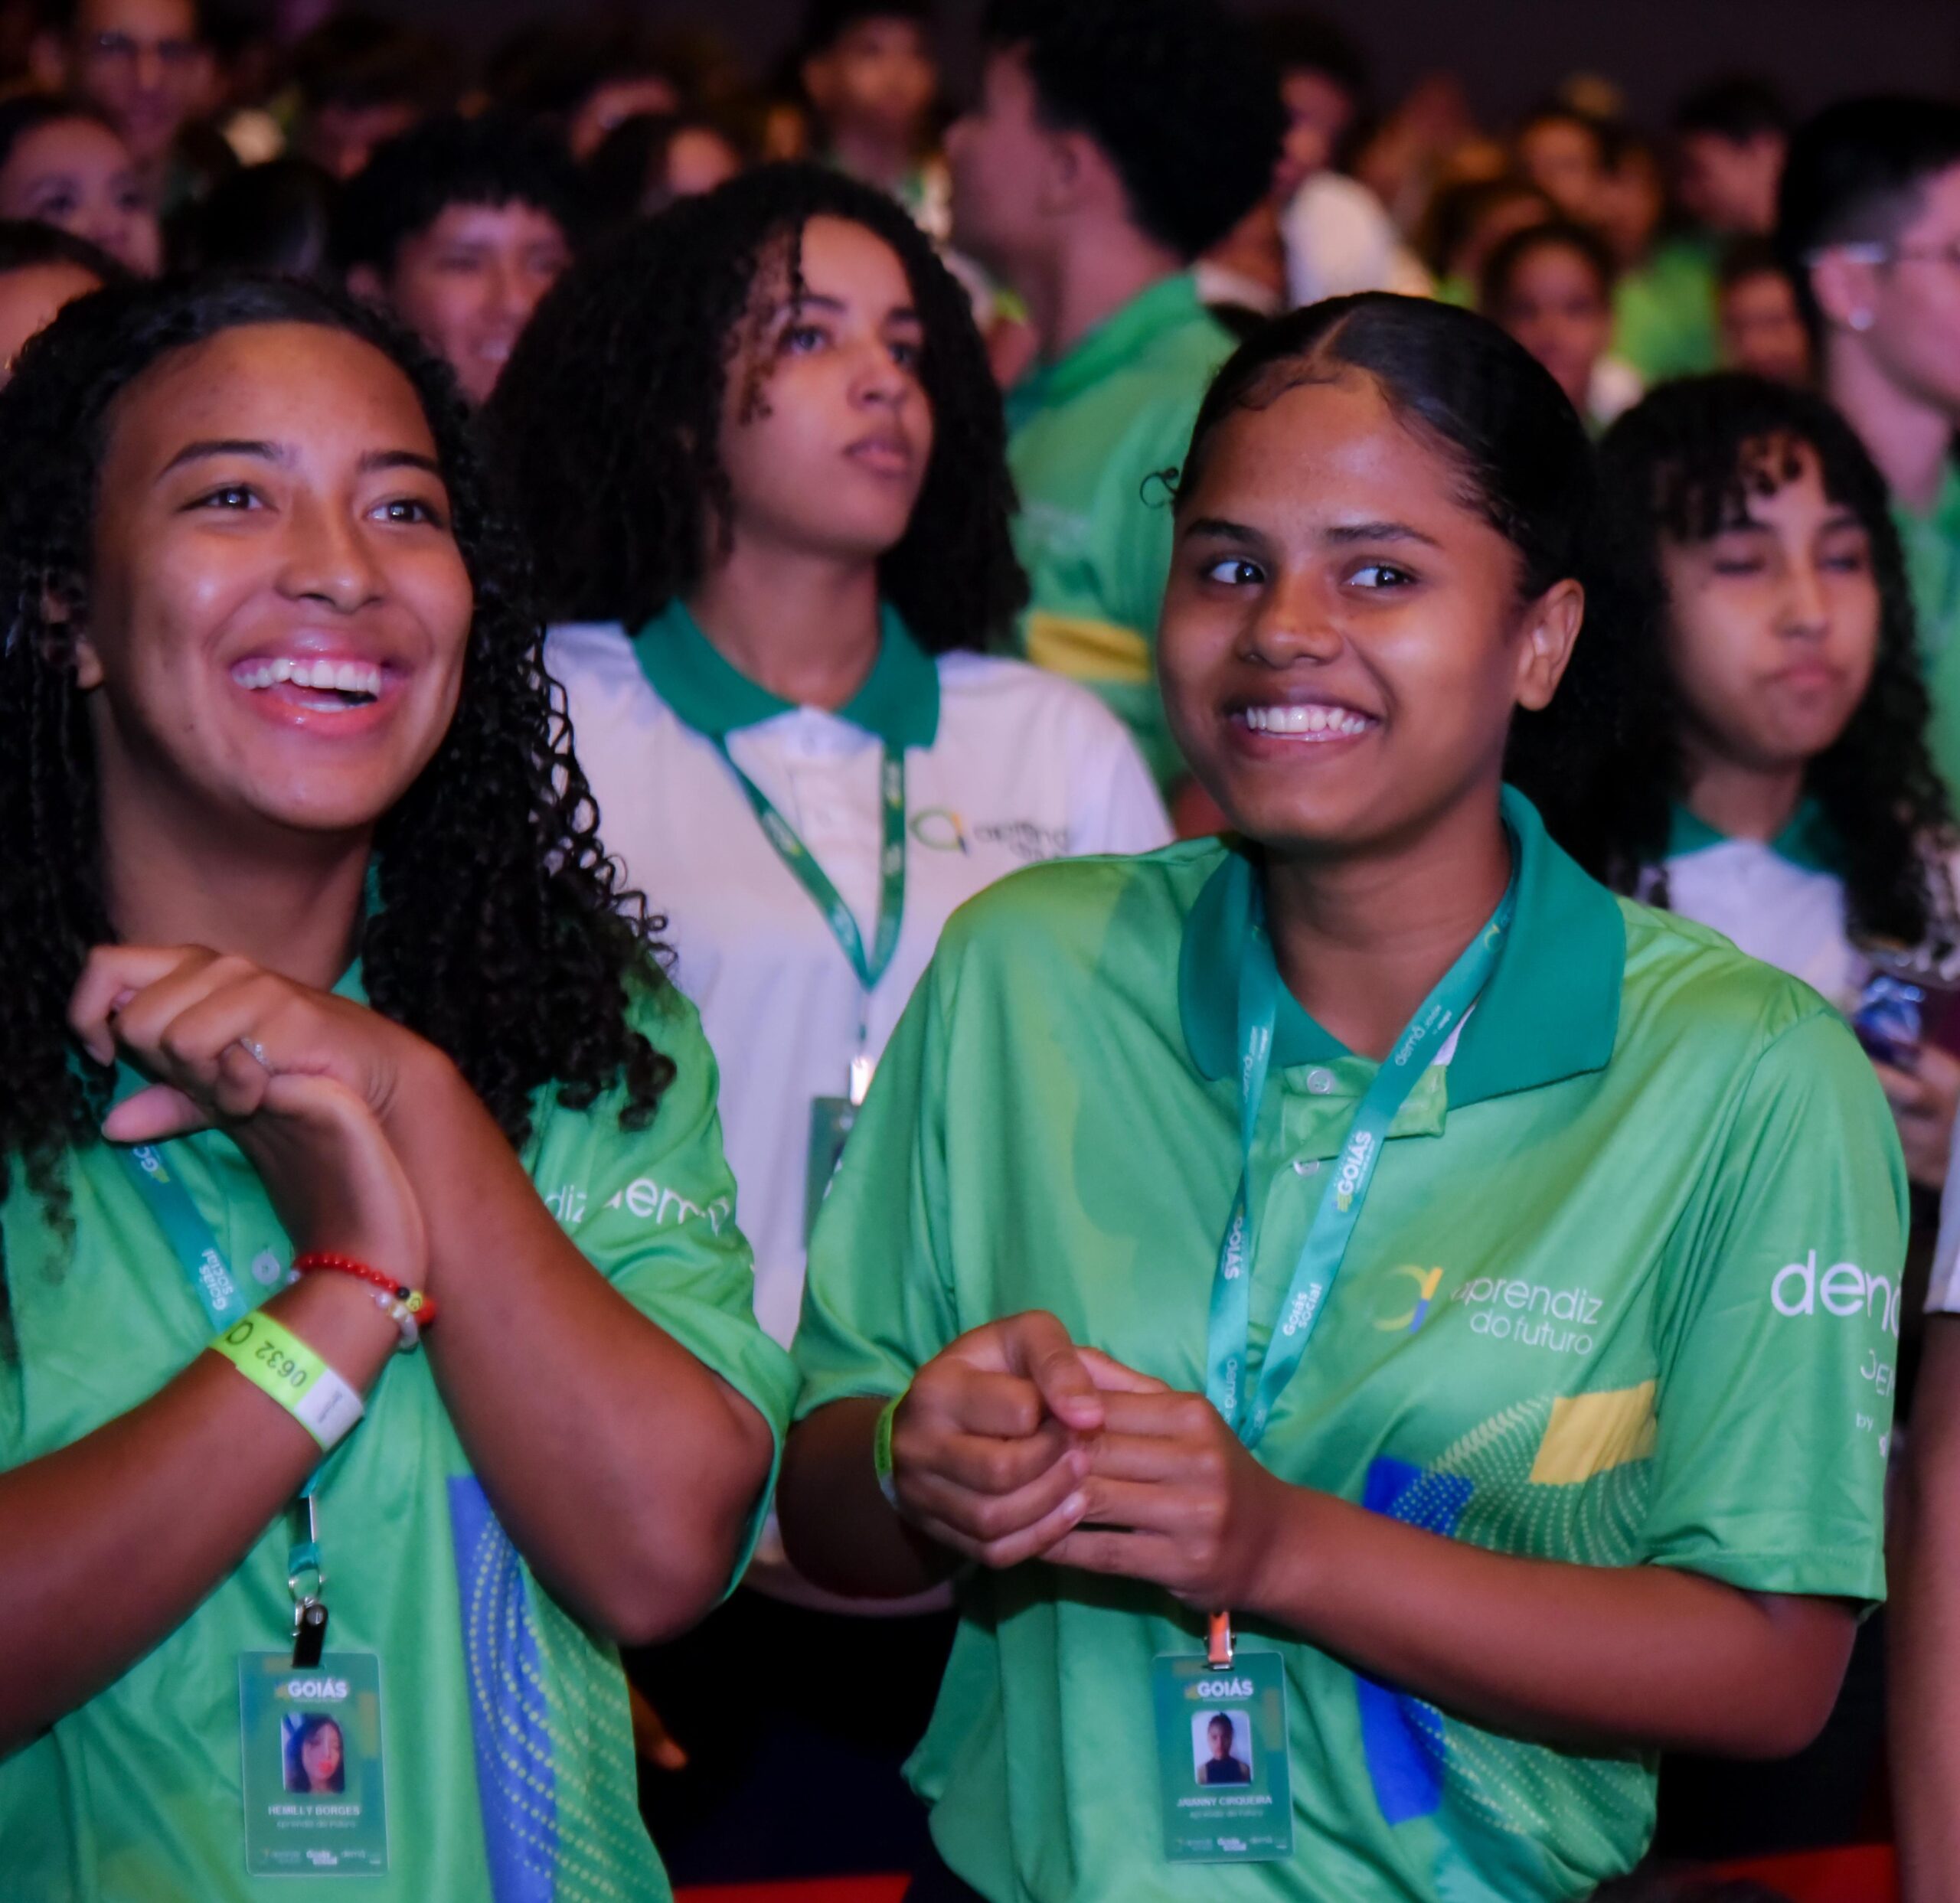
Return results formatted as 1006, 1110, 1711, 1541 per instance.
1652, 803, 1863, 1010
550, 601, 1170, 1343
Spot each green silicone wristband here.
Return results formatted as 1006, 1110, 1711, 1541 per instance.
210, 1310, 364, 1450
873, 1392, 903, 1510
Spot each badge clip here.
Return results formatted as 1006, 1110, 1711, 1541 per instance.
288, 1495, 329, 1669
291, 1597, 328, 1669
1207, 1609, 1235, 1669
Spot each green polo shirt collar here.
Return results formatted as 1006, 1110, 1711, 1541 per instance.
1007, 271, 1208, 423
629, 596, 939, 749
1667, 797, 1842, 876
1179, 786, 1624, 1104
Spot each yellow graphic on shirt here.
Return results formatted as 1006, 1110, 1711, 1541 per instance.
1024, 610, 1155, 685
1527, 1381, 1658, 1486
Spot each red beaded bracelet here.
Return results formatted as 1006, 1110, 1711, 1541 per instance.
292, 1251, 439, 1343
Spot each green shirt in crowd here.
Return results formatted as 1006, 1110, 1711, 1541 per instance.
1611, 233, 1720, 384
1004, 272, 1236, 790
1895, 460, 1960, 801
795, 788, 1903, 1903
0, 972, 797, 1903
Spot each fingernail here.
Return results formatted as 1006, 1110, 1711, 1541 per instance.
1065, 1491, 1086, 1518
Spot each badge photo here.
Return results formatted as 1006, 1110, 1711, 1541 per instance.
1149, 1647, 1293, 1863
238, 1651, 389, 1875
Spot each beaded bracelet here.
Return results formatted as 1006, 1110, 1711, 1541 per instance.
292, 1252, 439, 1352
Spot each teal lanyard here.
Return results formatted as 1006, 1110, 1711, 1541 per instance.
1205, 872, 1516, 1452
116, 1142, 250, 1330
714, 739, 908, 993
115, 1139, 329, 1657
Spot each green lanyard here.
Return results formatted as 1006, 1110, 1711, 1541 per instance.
116, 1138, 332, 1666
714, 739, 908, 994
1204, 871, 1515, 1453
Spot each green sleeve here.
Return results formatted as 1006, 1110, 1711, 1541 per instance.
1642, 1007, 1906, 1602
791, 951, 962, 1419
527, 980, 799, 1583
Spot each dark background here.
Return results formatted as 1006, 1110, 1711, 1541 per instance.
390, 0, 1960, 122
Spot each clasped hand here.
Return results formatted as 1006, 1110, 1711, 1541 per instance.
69, 944, 433, 1285
887, 1311, 1286, 1608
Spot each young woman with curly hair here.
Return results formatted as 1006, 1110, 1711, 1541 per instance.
1517, 372, 1960, 1191
488, 160, 1168, 1360
781, 297, 1901, 1903
487, 158, 1165, 1880
0, 273, 794, 1901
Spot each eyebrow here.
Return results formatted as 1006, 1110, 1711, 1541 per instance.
1182, 516, 1262, 541
159, 440, 444, 479
1321, 520, 1442, 550
161, 437, 282, 474
1181, 515, 1443, 550
771, 292, 924, 325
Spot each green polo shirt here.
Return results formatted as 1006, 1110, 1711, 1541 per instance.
1004, 273, 1236, 790
1894, 461, 1960, 800
794, 788, 1903, 1903
0, 973, 796, 1903
1610, 234, 1720, 384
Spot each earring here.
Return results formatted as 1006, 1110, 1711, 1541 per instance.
1850, 309, 1875, 331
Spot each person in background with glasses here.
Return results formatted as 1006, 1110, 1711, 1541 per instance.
31, 0, 211, 208
1779, 98, 1960, 804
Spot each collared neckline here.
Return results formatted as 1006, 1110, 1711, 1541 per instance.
628, 596, 940, 750
1007, 272, 1208, 419
1178, 787, 1625, 1106
1667, 798, 1842, 876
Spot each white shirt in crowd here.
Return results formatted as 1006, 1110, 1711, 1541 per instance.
550, 602, 1171, 1346
1280, 171, 1432, 309
1655, 821, 1865, 1011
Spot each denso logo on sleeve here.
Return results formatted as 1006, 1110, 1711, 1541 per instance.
1771, 1251, 1901, 1338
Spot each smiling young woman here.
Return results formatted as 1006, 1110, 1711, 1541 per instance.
0, 274, 795, 1901
777, 295, 1905, 1903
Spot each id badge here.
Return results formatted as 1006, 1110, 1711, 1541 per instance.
1150, 1647, 1293, 1862
237, 1651, 388, 1875
803, 1095, 858, 1245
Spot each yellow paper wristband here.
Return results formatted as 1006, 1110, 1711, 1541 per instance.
209, 1311, 364, 1450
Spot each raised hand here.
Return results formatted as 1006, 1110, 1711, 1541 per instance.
69, 944, 431, 1284
887, 1311, 1165, 1569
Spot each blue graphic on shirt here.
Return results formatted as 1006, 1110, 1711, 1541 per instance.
1356, 1456, 1474, 1824
450, 1475, 557, 1903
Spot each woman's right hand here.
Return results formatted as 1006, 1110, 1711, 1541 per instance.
887, 1311, 1162, 1569
69, 945, 429, 1286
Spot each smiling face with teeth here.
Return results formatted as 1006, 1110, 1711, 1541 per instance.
69, 320, 475, 842
1159, 364, 1584, 860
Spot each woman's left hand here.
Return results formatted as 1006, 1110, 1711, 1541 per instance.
1874, 1045, 1960, 1191
68, 943, 438, 1144
1043, 1386, 1294, 1610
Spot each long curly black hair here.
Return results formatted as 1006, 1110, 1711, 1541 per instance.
1516, 372, 1949, 943
0, 273, 673, 1343
483, 162, 1025, 649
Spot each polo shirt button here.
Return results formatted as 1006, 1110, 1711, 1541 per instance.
1306, 1069, 1336, 1094
1293, 1158, 1321, 1176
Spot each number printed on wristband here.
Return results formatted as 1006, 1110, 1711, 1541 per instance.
254, 1337, 305, 1388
